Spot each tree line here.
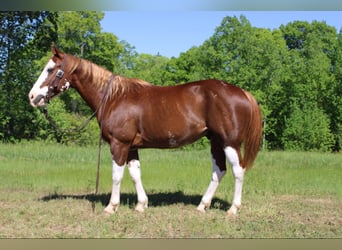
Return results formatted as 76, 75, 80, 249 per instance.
0, 11, 341, 152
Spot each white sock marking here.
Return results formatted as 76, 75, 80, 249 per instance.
110, 160, 125, 206
198, 155, 226, 210
224, 146, 245, 212
128, 159, 148, 208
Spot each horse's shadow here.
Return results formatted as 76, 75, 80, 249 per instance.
40, 191, 230, 211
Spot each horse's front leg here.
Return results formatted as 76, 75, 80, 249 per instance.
104, 141, 129, 215
103, 159, 126, 214
127, 150, 148, 212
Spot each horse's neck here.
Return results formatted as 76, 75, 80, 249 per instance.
72, 69, 108, 115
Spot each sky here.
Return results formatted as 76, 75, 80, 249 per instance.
100, 11, 342, 58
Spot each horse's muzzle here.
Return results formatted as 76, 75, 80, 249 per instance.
30, 94, 46, 107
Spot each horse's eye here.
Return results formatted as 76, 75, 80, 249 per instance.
47, 68, 54, 73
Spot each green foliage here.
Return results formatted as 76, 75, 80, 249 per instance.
36, 98, 100, 145
0, 11, 58, 142
56, 11, 104, 56
1, 11, 341, 152
282, 103, 335, 151
123, 53, 170, 85
163, 46, 206, 84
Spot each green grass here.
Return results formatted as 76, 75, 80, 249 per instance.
0, 142, 341, 238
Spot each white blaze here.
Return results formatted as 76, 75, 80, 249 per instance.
29, 59, 56, 107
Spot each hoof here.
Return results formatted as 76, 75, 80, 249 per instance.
196, 201, 210, 213
226, 204, 240, 219
104, 203, 119, 215
135, 200, 148, 212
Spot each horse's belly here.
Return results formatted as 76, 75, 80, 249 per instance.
134, 123, 208, 149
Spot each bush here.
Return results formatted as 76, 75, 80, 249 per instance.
36, 99, 100, 146
282, 104, 335, 152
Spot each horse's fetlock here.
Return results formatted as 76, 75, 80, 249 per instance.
197, 200, 211, 212
135, 200, 148, 212
104, 202, 119, 215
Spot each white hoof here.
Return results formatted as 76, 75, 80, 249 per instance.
104, 202, 119, 215
226, 204, 240, 219
196, 201, 210, 213
135, 200, 148, 212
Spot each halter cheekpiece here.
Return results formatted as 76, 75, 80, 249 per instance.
46, 56, 69, 103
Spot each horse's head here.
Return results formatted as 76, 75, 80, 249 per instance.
29, 46, 73, 107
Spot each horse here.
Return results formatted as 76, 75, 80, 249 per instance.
29, 46, 262, 218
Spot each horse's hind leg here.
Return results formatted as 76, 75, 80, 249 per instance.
224, 146, 245, 217
127, 150, 148, 212
197, 138, 226, 212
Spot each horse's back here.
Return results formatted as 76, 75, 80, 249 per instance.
141, 79, 251, 127
146, 79, 246, 100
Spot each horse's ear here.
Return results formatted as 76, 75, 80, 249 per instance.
52, 45, 64, 59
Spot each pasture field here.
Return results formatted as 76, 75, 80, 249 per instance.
0, 142, 341, 238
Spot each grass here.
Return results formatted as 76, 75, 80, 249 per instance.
0, 142, 341, 238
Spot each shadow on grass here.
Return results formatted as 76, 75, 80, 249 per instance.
40, 191, 230, 211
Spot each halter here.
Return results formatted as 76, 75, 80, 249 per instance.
45, 56, 70, 103
43, 72, 116, 135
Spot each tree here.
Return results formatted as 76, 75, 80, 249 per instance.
88, 32, 125, 72
331, 29, 342, 151
280, 21, 339, 151
162, 46, 205, 84
56, 11, 103, 57
282, 103, 334, 151
123, 53, 170, 85
0, 11, 58, 142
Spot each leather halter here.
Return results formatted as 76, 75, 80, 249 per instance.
43, 72, 115, 135
45, 56, 69, 103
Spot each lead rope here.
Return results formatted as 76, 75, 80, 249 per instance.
43, 107, 98, 135
95, 124, 103, 195
92, 121, 103, 212
91, 74, 115, 213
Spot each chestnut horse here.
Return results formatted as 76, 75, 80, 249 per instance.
29, 47, 262, 217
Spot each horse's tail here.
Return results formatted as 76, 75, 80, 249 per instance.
242, 90, 263, 170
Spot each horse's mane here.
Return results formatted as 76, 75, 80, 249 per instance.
68, 54, 151, 97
